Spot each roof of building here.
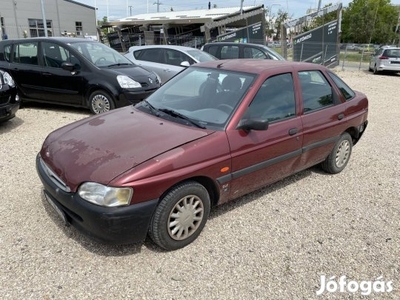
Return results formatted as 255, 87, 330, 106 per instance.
108, 5, 264, 26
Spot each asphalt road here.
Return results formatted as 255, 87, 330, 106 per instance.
0, 69, 399, 299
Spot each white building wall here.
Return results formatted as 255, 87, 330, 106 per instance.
0, 0, 96, 39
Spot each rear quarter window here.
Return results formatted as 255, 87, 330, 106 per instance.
328, 71, 355, 101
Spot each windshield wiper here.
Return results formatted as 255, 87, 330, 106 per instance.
107, 63, 131, 67
140, 100, 161, 116
158, 108, 206, 129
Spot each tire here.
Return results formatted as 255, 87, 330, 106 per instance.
321, 133, 353, 174
88, 90, 115, 114
149, 181, 211, 251
373, 65, 379, 75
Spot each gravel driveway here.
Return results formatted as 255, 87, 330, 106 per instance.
1, 69, 399, 299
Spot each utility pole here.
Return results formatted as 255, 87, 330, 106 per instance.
40, 0, 48, 37
154, 0, 163, 12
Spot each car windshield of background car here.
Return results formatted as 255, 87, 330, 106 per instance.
70, 42, 133, 67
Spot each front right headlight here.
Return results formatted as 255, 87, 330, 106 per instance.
0, 70, 15, 87
78, 182, 133, 207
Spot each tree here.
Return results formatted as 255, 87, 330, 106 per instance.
341, 0, 398, 44
274, 10, 290, 40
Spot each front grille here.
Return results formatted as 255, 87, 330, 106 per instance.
0, 94, 10, 105
39, 157, 71, 192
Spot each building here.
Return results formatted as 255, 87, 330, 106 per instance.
104, 5, 266, 51
0, 0, 97, 40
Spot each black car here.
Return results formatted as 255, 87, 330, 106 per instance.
0, 38, 161, 114
201, 42, 285, 61
0, 69, 19, 122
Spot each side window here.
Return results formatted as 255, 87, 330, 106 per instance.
4, 45, 11, 62
328, 71, 355, 101
206, 45, 219, 58
299, 71, 333, 113
245, 73, 296, 122
243, 47, 267, 59
13, 42, 38, 65
165, 49, 193, 66
220, 46, 239, 59
42, 42, 75, 68
137, 49, 164, 63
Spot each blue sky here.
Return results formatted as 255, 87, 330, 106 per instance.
73, 0, 400, 21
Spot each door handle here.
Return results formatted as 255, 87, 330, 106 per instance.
338, 113, 345, 120
288, 128, 298, 136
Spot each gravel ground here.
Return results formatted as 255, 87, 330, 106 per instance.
1, 69, 399, 299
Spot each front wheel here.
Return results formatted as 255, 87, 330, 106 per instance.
149, 181, 211, 251
88, 90, 115, 114
321, 133, 353, 174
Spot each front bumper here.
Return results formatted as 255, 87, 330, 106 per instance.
36, 154, 158, 245
117, 88, 158, 107
0, 102, 19, 122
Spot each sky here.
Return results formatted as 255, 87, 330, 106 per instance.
73, 0, 400, 21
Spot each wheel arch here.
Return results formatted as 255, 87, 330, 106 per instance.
84, 82, 118, 107
158, 176, 220, 207
344, 122, 367, 146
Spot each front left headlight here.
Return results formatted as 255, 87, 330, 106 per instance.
78, 182, 133, 207
117, 75, 141, 89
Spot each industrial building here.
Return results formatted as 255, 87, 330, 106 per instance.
0, 0, 97, 39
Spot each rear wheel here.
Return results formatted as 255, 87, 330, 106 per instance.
89, 90, 115, 114
373, 65, 380, 75
149, 181, 210, 251
321, 133, 353, 174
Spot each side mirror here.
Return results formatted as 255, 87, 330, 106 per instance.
61, 62, 76, 72
237, 118, 269, 131
180, 61, 190, 67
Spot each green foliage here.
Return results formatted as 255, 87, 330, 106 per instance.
341, 0, 399, 44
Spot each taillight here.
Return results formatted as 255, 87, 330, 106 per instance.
379, 56, 389, 59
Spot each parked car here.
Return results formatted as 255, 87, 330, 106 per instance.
37, 59, 368, 250
0, 37, 161, 114
124, 45, 217, 83
358, 43, 375, 54
0, 69, 19, 122
369, 46, 400, 74
201, 42, 285, 60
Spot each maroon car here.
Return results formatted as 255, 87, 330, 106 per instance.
36, 60, 368, 250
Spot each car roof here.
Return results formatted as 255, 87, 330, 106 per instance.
192, 59, 326, 75
203, 42, 267, 47
129, 45, 201, 52
0, 37, 96, 44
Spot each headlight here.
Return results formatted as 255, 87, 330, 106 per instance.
78, 182, 133, 207
117, 75, 141, 89
0, 70, 15, 87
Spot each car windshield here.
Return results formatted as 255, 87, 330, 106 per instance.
137, 67, 256, 130
69, 42, 134, 67
186, 49, 217, 62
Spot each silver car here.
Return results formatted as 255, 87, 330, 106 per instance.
369, 46, 400, 74
124, 45, 217, 83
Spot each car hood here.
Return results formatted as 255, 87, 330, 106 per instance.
40, 107, 213, 191
104, 64, 160, 85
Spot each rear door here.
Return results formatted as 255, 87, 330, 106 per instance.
297, 70, 347, 170
226, 72, 303, 201
10, 41, 44, 100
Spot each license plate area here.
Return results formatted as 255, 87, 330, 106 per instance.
44, 192, 68, 225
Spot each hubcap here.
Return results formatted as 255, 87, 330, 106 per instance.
168, 195, 204, 240
335, 140, 350, 168
91, 94, 110, 114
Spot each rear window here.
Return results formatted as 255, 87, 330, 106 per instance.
383, 49, 400, 58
